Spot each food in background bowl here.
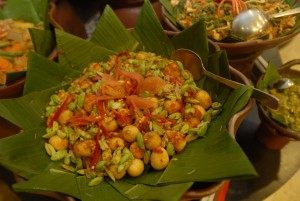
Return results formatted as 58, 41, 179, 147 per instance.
256, 60, 300, 149
43, 51, 222, 184
266, 79, 300, 132
161, 0, 300, 77
0, 19, 42, 85
161, 0, 298, 41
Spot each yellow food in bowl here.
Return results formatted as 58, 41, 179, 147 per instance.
267, 81, 300, 132
0, 19, 41, 84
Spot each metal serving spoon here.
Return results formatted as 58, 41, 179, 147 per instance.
171, 49, 279, 109
274, 77, 294, 90
232, 8, 300, 39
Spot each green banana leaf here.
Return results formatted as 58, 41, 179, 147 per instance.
0, 1, 257, 200
160, 0, 300, 42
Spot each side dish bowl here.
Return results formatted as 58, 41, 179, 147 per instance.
256, 59, 300, 150
160, 0, 300, 77
0, 0, 87, 100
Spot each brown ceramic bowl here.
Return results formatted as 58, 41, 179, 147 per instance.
256, 59, 300, 150
0, 0, 88, 141
161, 6, 300, 77
0, 0, 87, 101
104, 0, 158, 7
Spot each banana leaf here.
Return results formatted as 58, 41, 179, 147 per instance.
160, 0, 300, 42
0, 1, 257, 200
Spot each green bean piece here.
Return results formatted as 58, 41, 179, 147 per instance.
76, 158, 83, 169
69, 150, 76, 163
212, 108, 222, 118
0, 51, 24, 57
152, 124, 164, 135
64, 156, 71, 165
180, 123, 190, 134
0, 41, 11, 48
51, 94, 61, 105
168, 112, 182, 120
76, 169, 86, 175
61, 164, 76, 172
76, 92, 85, 109
57, 129, 67, 138
136, 132, 145, 150
88, 176, 104, 187
105, 169, 116, 182
143, 150, 151, 165
166, 143, 175, 156
76, 128, 93, 139
118, 161, 130, 173
50, 150, 67, 161
45, 106, 57, 117
99, 136, 109, 150
203, 110, 212, 122
151, 106, 162, 116
186, 133, 199, 142
112, 147, 122, 165
69, 130, 80, 145
196, 121, 209, 136
44, 143, 56, 156
172, 122, 183, 131
119, 152, 133, 165
95, 161, 106, 171
180, 84, 189, 95
2, 56, 14, 61
102, 149, 112, 162
211, 102, 222, 109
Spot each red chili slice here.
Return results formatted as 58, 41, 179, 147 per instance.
47, 95, 73, 128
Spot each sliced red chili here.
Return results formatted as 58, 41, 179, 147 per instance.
47, 95, 73, 128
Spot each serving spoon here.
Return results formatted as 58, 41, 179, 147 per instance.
273, 77, 294, 90
232, 8, 300, 39
171, 49, 279, 109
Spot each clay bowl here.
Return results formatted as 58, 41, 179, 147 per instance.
161, 6, 300, 77
0, 0, 87, 140
181, 66, 255, 201
104, 0, 158, 7
256, 59, 300, 150
0, 0, 87, 101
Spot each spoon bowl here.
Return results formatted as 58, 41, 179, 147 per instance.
274, 77, 294, 90
232, 7, 300, 39
171, 49, 279, 109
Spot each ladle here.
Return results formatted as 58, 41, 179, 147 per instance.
171, 49, 279, 109
232, 8, 300, 39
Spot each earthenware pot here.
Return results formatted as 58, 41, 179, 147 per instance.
256, 59, 300, 150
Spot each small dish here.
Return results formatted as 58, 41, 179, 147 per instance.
256, 59, 300, 149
